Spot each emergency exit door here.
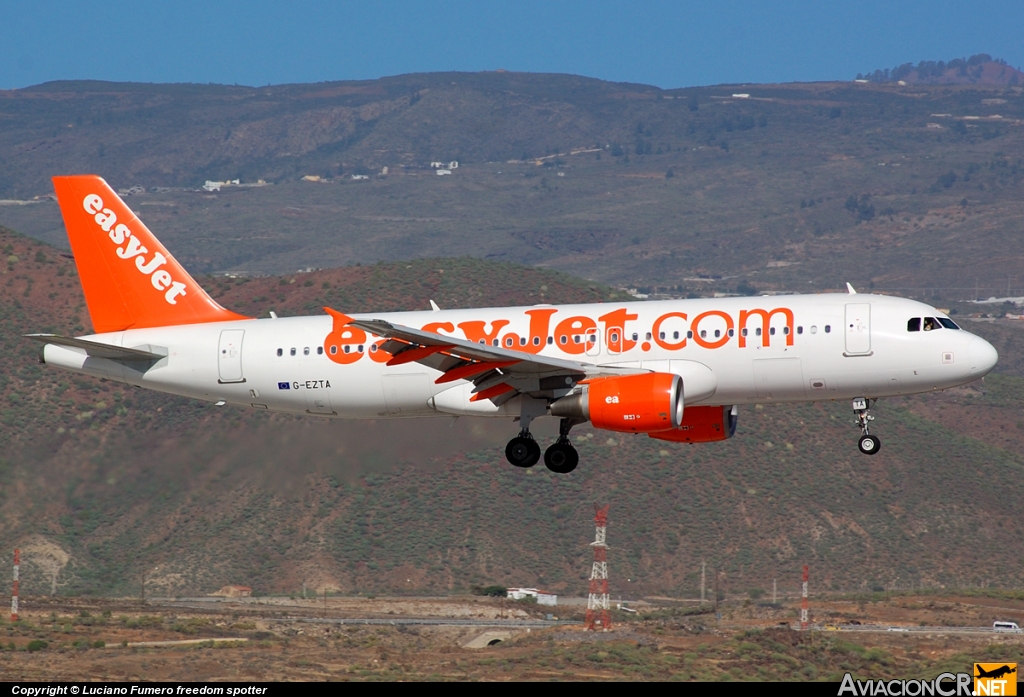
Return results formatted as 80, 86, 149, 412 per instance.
844, 303, 872, 356
218, 329, 245, 383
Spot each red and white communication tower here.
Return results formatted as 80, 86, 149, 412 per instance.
11, 548, 19, 622
800, 565, 809, 630
584, 504, 611, 632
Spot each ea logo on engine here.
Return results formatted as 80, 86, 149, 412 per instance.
605, 395, 619, 404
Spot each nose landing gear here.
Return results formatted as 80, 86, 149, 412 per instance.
853, 397, 881, 455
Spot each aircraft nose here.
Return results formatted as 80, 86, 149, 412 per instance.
968, 336, 998, 376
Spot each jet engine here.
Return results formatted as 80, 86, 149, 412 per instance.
648, 405, 737, 443
549, 373, 683, 433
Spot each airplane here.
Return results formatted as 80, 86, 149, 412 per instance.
975, 665, 1016, 680
28, 175, 999, 474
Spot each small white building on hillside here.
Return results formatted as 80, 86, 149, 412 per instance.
507, 587, 557, 606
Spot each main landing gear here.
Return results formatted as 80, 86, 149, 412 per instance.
505, 430, 541, 468
543, 418, 581, 474
504, 413, 581, 474
853, 397, 881, 455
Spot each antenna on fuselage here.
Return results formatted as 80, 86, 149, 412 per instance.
846, 283, 857, 294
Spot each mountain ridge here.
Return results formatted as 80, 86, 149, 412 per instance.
4, 67, 1023, 301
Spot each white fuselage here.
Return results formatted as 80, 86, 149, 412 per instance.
42, 293, 997, 422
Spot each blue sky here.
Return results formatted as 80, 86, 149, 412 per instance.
2, 1, 1021, 90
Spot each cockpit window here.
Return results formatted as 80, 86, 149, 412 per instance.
923, 317, 940, 331
907, 318, 921, 332
938, 318, 960, 330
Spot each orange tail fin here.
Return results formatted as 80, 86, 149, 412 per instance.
52, 175, 250, 333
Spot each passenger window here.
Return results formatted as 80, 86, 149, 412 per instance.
533, 337, 541, 346
810, 326, 817, 334
588, 335, 596, 343
728, 329, 734, 337
492, 339, 499, 346
610, 332, 619, 343
687, 331, 693, 339
824, 325, 831, 333
714, 329, 720, 338
520, 337, 527, 346
547, 336, 553, 345
303, 347, 310, 356
659, 331, 666, 340
672, 331, 679, 340
755, 328, 762, 336
574, 335, 581, 344
907, 317, 921, 332
700, 330, 707, 338
797, 326, 803, 335
370, 344, 378, 353
631, 333, 638, 341
317, 346, 323, 355
741, 328, 748, 337
276, 348, 282, 357
769, 327, 776, 336
938, 318, 960, 330
358, 345, 364, 352
645, 332, 652, 341
506, 337, 514, 347
783, 327, 790, 335
290, 348, 296, 356
343, 345, 350, 353
330, 345, 337, 355
559, 336, 567, 344
923, 317, 940, 331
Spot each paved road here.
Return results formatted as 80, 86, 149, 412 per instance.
288, 617, 575, 628
152, 598, 576, 628
819, 625, 1023, 636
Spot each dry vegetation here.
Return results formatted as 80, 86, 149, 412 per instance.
3, 224, 1024, 601
1, 594, 1022, 681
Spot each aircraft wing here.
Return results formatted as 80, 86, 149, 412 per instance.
342, 314, 643, 405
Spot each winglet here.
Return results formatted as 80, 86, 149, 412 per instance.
846, 283, 857, 294
429, 299, 441, 312
323, 307, 354, 325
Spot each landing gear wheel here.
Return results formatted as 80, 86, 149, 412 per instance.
852, 397, 880, 456
505, 435, 541, 468
544, 441, 579, 473
858, 434, 881, 455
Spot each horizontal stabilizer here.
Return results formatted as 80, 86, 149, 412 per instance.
25, 334, 165, 361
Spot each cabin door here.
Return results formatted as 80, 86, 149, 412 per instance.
217, 330, 245, 383
844, 303, 872, 355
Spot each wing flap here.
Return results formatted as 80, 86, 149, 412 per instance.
347, 317, 592, 375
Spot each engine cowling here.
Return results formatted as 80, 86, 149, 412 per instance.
550, 373, 683, 433
648, 405, 737, 443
